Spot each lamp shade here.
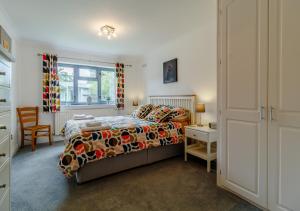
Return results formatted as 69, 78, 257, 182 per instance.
196, 103, 205, 113
132, 99, 139, 107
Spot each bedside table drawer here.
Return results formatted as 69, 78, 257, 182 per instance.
186, 129, 209, 141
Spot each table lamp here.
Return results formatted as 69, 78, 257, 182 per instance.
132, 98, 139, 107
196, 103, 205, 126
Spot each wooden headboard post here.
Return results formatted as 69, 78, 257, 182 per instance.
148, 95, 196, 124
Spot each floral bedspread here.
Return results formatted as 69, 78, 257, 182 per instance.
58, 116, 184, 177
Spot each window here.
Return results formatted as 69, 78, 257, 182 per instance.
58, 63, 116, 106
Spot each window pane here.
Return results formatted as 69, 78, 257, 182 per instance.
79, 68, 96, 78
58, 66, 74, 104
101, 70, 115, 104
78, 80, 98, 104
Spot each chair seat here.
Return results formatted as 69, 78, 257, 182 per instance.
24, 125, 50, 131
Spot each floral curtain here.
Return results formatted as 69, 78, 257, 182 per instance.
115, 63, 125, 110
42, 54, 60, 112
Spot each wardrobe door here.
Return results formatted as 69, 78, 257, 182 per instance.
268, 1, 300, 210
219, 0, 268, 207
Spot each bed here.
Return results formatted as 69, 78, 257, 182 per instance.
58, 95, 196, 183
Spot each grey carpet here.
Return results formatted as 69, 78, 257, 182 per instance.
12, 141, 261, 211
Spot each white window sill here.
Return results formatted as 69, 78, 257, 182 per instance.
61, 104, 116, 110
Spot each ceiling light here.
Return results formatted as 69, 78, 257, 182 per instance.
98, 25, 117, 40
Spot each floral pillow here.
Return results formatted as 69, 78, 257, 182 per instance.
145, 106, 173, 123
131, 104, 154, 119
152, 104, 174, 110
165, 107, 187, 121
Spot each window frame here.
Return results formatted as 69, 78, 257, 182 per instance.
58, 63, 116, 106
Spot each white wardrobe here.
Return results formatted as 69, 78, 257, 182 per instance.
0, 54, 11, 211
218, 0, 300, 210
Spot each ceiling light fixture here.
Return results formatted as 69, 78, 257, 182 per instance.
98, 25, 117, 40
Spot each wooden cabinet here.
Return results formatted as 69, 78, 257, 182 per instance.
0, 114, 11, 141
0, 160, 9, 201
0, 62, 10, 88
219, 0, 300, 210
0, 189, 9, 211
0, 137, 9, 168
0, 55, 11, 211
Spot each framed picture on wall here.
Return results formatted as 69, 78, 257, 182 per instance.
163, 58, 177, 83
0, 25, 12, 53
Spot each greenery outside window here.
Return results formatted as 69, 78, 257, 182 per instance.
58, 63, 116, 106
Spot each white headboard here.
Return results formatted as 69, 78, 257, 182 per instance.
149, 95, 196, 124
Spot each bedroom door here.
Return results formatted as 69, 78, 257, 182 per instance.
268, 0, 300, 210
219, 0, 268, 208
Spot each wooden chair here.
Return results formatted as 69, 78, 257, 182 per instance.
17, 107, 52, 151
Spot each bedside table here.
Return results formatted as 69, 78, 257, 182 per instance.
184, 125, 218, 172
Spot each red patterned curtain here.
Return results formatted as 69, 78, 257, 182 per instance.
115, 63, 125, 110
42, 54, 60, 112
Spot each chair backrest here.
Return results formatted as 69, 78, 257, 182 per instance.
16, 107, 39, 129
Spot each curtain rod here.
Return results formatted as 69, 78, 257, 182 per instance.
36, 53, 132, 68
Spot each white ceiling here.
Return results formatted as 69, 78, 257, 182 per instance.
0, 0, 212, 56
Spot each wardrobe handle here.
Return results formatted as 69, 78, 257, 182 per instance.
0, 72, 5, 76
0, 153, 6, 157
0, 125, 6, 130
0, 184, 6, 189
270, 107, 275, 121
0, 99, 6, 103
260, 106, 265, 120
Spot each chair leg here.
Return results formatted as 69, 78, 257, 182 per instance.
31, 132, 36, 151
21, 130, 25, 148
48, 126, 52, 146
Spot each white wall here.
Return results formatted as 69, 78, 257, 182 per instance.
16, 40, 144, 144
0, 7, 20, 155
10, 0, 217, 148
142, 0, 218, 124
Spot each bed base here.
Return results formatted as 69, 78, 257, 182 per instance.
76, 143, 184, 184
